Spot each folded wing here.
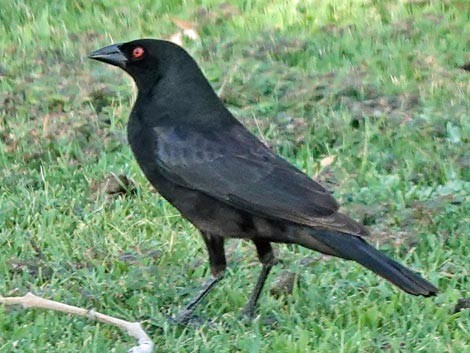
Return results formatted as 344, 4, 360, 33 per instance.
154, 123, 368, 236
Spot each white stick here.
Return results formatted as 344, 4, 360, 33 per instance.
0, 292, 154, 353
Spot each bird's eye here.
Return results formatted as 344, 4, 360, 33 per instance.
132, 47, 145, 59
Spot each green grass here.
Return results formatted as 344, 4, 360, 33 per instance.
1, 0, 470, 352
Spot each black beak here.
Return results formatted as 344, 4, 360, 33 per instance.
88, 43, 127, 68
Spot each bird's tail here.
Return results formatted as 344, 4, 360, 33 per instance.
299, 229, 438, 297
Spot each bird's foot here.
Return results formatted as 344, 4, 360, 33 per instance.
238, 305, 257, 322
169, 309, 200, 326
238, 307, 278, 326
169, 309, 210, 327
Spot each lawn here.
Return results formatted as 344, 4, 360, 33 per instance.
1, 0, 470, 352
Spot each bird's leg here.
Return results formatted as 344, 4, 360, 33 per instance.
241, 240, 276, 319
172, 232, 226, 325
171, 276, 222, 325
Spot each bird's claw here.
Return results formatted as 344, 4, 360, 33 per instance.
238, 306, 258, 322
169, 309, 207, 327
238, 308, 278, 327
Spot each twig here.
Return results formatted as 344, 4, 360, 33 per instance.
0, 292, 154, 353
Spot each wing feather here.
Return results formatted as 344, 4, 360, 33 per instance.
154, 124, 368, 236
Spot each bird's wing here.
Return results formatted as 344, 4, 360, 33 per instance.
154, 124, 368, 236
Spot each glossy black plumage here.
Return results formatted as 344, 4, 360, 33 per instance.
89, 39, 437, 321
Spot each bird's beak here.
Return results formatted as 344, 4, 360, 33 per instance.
88, 43, 127, 68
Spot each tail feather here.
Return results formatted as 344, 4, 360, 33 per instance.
304, 229, 438, 297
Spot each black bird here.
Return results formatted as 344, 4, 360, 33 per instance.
89, 39, 437, 322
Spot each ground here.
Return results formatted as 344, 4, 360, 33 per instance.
1, 1, 470, 352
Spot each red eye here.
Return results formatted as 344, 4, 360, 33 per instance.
132, 47, 144, 59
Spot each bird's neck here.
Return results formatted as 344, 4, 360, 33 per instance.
134, 71, 233, 128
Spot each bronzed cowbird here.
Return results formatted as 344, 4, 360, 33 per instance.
89, 39, 437, 323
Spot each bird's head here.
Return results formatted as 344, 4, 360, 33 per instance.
89, 38, 227, 123
89, 39, 198, 91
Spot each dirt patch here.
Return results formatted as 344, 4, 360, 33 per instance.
453, 298, 470, 314
320, 24, 356, 36
193, 3, 241, 25
270, 270, 299, 298
340, 93, 419, 125
248, 35, 308, 60
90, 173, 136, 198
8, 258, 54, 279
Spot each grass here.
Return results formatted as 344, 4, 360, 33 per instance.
1, 0, 470, 352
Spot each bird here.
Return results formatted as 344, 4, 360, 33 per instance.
89, 39, 437, 323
